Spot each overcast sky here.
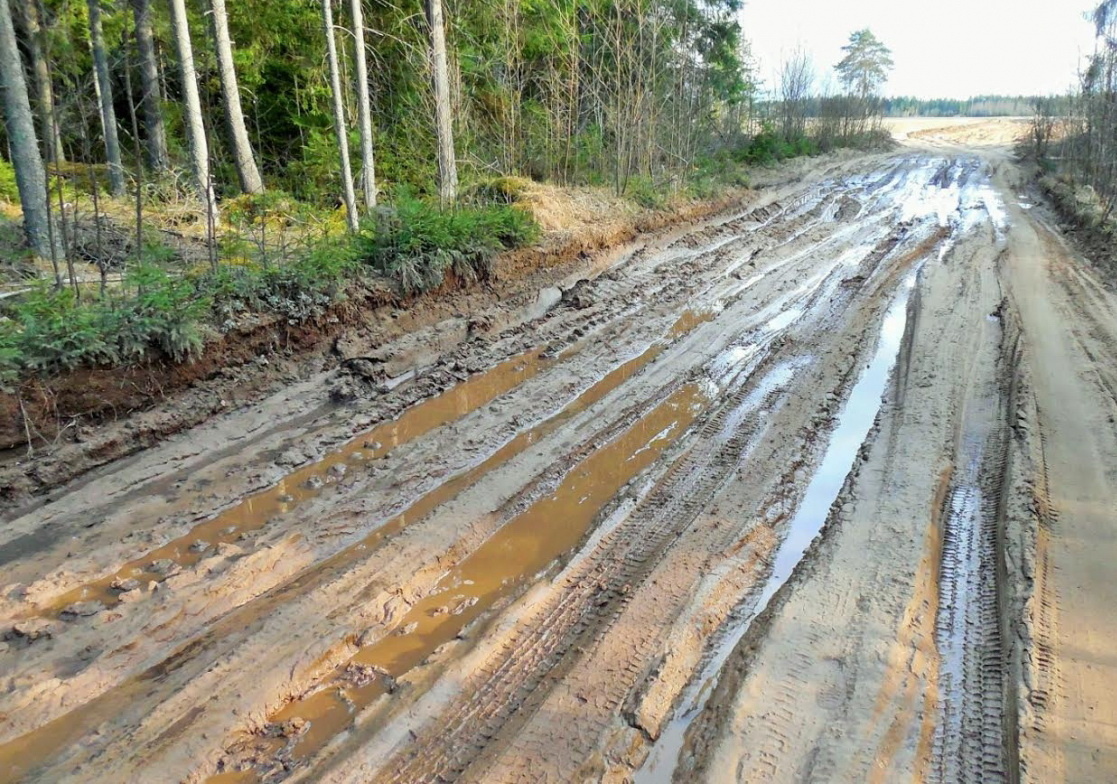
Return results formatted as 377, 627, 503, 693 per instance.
742, 0, 1098, 99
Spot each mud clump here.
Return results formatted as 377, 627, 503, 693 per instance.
562, 279, 597, 310
330, 357, 390, 402
343, 663, 396, 691
60, 601, 105, 619
148, 558, 180, 577
5, 619, 58, 643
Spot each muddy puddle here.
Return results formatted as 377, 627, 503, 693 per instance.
38, 299, 722, 622
38, 350, 559, 619
668, 309, 718, 338
0, 352, 678, 784
0, 311, 712, 783
636, 268, 921, 783
219, 382, 712, 776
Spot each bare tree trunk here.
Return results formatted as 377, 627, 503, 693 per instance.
349, 0, 375, 210
0, 0, 59, 260
210, 0, 263, 194
123, 50, 143, 283
321, 0, 358, 231
166, 0, 216, 221
88, 0, 125, 195
425, 0, 456, 206
131, 0, 168, 171
14, 0, 64, 164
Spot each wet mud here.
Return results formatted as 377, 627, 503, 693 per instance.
5, 138, 1111, 784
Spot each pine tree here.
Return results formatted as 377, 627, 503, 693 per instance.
835, 29, 894, 100
88, 0, 126, 195
0, 0, 59, 260
131, 0, 169, 171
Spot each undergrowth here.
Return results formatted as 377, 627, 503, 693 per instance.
741, 128, 821, 166
1038, 172, 1117, 274
357, 196, 539, 294
0, 160, 18, 203
0, 267, 207, 383
0, 198, 538, 385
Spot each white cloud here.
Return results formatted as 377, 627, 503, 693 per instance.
742, 0, 1097, 98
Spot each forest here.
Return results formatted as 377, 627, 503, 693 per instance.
1032, 0, 1117, 272
0, 0, 893, 384
882, 95, 1065, 118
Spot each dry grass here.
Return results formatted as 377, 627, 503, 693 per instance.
516, 180, 640, 234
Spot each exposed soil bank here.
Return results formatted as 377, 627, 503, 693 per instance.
0, 180, 761, 506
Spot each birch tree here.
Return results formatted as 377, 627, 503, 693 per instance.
426, 0, 457, 205
321, 0, 358, 231
349, 0, 375, 209
779, 48, 813, 142
210, 0, 264, 194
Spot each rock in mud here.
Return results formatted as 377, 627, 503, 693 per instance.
328, 375, 362, 403
275, 448, 308, 468
341, 357, 385, 382
110, 577, 141, 592
330, 356, 388, 401
262, 717, 308, 739
333, 332, 365, 361
305, 475, 325, 491
148, 558, 180, 576
468, 314, 494, 334
118, 589, 144, 604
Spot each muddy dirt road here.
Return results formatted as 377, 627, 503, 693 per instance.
2, 131, 1116, 783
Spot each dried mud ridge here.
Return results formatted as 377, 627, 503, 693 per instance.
3, 145, 1116, 783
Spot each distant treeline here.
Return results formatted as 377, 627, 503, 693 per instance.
882, 95, 1074, 117
756, 94, 1073, 120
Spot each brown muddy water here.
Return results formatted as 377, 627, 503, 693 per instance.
40, 350, 557, 619
215, 382, 711, 776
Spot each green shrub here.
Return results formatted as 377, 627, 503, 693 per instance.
789, 136, 820, 157
742, 128, 792, 166
0, 265, 209, 378
223, 189, 314, 230
463, 176, 531, 205
127, 264, 209, 361
626, 176, 667, 209
0, 192, 538, 380
198, 236, 359, 325
358, 197, 538, 294
0, 321, 19, 388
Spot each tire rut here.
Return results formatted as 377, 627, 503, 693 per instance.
373, 352, 791, 784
